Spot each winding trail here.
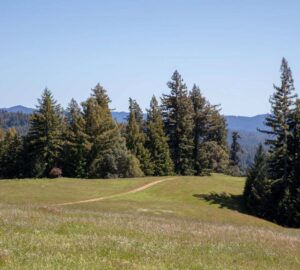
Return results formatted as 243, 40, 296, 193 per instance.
55, 177, 174, 206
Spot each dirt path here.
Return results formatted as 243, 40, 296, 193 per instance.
55, 177, 174, 206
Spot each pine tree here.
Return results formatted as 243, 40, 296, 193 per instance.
203, 104, 229, 173
145, 96, 173, 176
258, 58, 299, 226
190, 85, 229, 174
260, 58, 296, 181
126, 100, 154, 176
277, 98, 300, 226
229, 131, 242, 175
243, 144, 272, 217
161, 70, 195, 175
190, 85, 207, 174
206, 105, 228, 149
83, 84, 143, 178
25, 89, 64, 177
291, 99, 300, 182
63, 99, 91, 178
0, 128, 23, 178
128, 98, 144, 129
247, 58, 300, 227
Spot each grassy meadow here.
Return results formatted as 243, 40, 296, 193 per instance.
0, 174, 299, 269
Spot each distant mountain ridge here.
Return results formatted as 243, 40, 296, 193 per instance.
0, 105, 268, 133
1, 105, 35, 114
225, 114, 269, 133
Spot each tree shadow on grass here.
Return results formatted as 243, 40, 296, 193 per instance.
193, 192, 247, 214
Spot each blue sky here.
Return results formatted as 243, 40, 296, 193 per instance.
0, 0, 300, 116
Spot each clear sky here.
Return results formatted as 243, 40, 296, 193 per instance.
0, 0, 300, 116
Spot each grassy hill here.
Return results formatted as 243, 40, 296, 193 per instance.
0, 174, 299, 269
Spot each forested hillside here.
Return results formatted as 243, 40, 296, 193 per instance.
0, 110, 31, 135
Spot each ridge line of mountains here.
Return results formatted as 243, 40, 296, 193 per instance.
1, 105, 268, 132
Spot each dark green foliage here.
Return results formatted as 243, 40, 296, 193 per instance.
190, 85, 210, 175
126, 99, 154, 176
260, 58, 296, 181
25, 89, 64, 177
228, 131, 242, 176
200, 141, 229, 174
230, 131, 241, 166
162, 71, 195, 175
246, 58, 300, 227
275, 98, 300, 227
244, 144, 272, 217
128, 98, 144, 129
145, 96, 173, 176
63, 99, 90, 178
0, 128, 23, 178
83, 84, 143, 178
190, 85, 229, 175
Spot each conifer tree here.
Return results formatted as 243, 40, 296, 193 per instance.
126, 100, 154, 176
190, 85, 210, 174
243, 144, 272, 217
260, 58, 296, 181
277, 98, 300, 226
190, 85, 229, 174
25, 89, 64, 177
258, 58, 299, 226
128, 98, 144, 129
229, 131, 242, 167
246, 58, 300, 227
205, 105, 228, 149
63, 99, 90, 178
145, 96, 173, 176
161, 70, 195, 175
83, 84, 143, 178
291, 99, 300, 182
0, 128, 23, 178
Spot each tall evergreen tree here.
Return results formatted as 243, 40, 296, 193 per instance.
277, 98, 300, 226
126, 100, 154, 176
190, 85, 209, 174
63, 99, 91, 178
246, 58, 300, 227
243, 144, 272, 217
291, 99, 300, 182
260, 58, 296, 181
190, 85, 229, 174
83, 84, 143, 178
128, 98, 144, 129
206, 106, 228, 148
145, 96, 173, 176
25, 89, 64, 177
230, 131, 242, 166
161, 70, 195, 175
0, 128, 23, 178
258, 58, 299, 226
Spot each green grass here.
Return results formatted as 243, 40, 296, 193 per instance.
0, 174, 299, 269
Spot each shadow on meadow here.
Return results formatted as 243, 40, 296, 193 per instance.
193, 192, 247, 214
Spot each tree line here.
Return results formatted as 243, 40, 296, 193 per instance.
0, 71, 236, 179
244, 58, 300, 227
1, 62, 298, 227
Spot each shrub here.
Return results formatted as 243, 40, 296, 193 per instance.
49, 167, 62, 178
